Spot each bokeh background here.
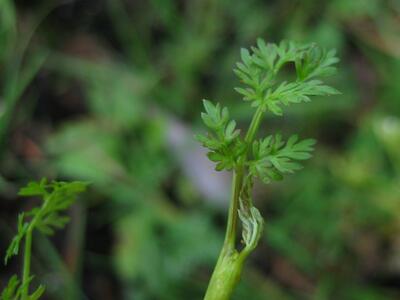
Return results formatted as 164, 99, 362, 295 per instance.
1, 0, 400, 299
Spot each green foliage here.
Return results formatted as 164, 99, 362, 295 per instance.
234, 39, 340, 116
238, 175, 264, 254
249, 134, 316, 183
199, 38, 338, 175
2, 179, 88, 300
5, 179, 88, 264
195, 100, 245, 171
238, 202, 263, 253
2, 1, 400, 299
200, 38, 339, 298
295, 46, 339, 80
1, 275, 45, 300
4, 214, 28, 265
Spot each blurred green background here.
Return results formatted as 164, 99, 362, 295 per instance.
1, 0, 400, 299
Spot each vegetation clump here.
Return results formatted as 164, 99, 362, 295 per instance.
2, 179, 88, 300
197, 39, 339, 299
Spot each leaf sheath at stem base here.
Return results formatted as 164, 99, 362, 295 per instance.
203, 248, 245, 300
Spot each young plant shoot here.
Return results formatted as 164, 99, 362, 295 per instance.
2, 179, 88, 300
197, 39, 339, 299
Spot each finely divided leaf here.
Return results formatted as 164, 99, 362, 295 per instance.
31, 181, 88, 235
28, 285, 45, 300
0, 275, 45, 300
200, 100, 229, 130
233, 39, 340, 116
249, 134, 316, 183
18, 178, 48, 197
197, 100, 244, 171
295, 46, 340, 81
266, 80, 340, 115
251, 38, 277, 70
5, 213, 28, 265
1, 275, 20, 300
5, 180, 89, 265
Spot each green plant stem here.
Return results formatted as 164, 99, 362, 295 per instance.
203, 247, 246, 300
21, 196, 49, 300
244, 105, 264, 144
224, 170, 243, 250
22, 227, 33, 300
204, 105, 265, 300
225, 105, 264, 249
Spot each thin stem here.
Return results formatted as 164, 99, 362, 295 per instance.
221, 104, 266, 252
245, 105, 264, 144
22, 227, 33, 300
223, 169, 243, 250
204, 104, 266, 299
21, 196, 50, 299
